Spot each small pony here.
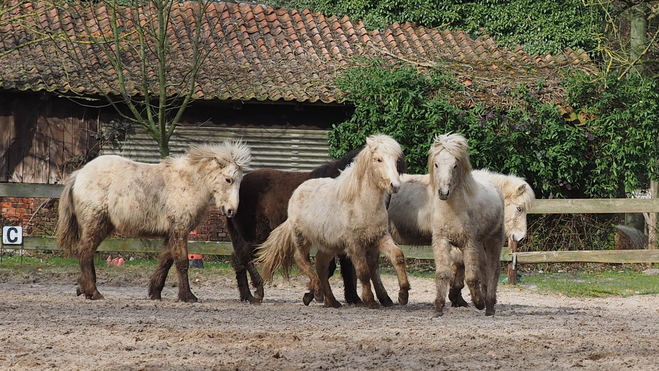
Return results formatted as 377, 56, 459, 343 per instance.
56, 141, 251, 302
387, 169, 535, 307
257, 134, 410, 308
427, 133, 505, 316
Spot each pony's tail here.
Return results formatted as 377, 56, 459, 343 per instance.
55, 173, 80, 257
255, 220, 297, 283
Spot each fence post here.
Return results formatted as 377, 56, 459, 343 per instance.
648, 181, 658, 249
507, 238, 517, 284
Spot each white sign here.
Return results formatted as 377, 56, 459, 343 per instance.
2, 226, 23, 245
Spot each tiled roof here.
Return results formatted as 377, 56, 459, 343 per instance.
0, 1, 594, 104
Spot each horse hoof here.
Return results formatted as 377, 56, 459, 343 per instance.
485, 309, 495, 316
91, 291, 104, 300
432, 311, 444, 318
473, 301, 485, 310
398, 291, 409, 306
325, 301, 342, 308
248, 296, 263, 305
76, 287, 82, 297
302, 292, 314, 306
179, 294, 198, 303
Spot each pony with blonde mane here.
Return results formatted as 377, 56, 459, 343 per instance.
257, 134, 410, 308
387, 169, 534, 308
427, 133, 505, 316
56, 142, 251, 302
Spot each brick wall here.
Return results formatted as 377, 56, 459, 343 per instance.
0, 197, 230, 241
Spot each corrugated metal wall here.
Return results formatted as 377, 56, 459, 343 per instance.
102, 125, 333, 172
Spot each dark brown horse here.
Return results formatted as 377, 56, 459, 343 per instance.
228, 146, 406, 304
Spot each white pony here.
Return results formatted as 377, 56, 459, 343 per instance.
257, 134, 409, 308
427, 133, 505, 316
56, 142, 251, 302
387, 169, 535, 307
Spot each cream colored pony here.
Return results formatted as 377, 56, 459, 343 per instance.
427, 133, 505, 316
56, 142, 251, 302
257, 134, 409, 308
388, 171, 534, 245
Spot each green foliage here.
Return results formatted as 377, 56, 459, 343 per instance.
328, 59, 659, 200
268, 0, 604, 55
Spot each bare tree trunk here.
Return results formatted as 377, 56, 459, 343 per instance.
629, 3, 647, 76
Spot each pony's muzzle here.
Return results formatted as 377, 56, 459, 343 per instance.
390, 182, 401, 194
438, 190, 450, 200
223, 207, 236, 218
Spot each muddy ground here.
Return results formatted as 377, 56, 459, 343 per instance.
1, 265, 658, 371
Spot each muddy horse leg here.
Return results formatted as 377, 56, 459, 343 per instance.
351, 249, 378, 309
76, 222, 112, 300
315, 250, 341, 308
378, 236, 410, 305
366, 249, 393, 307
149, 243, 174, 300
170, 235, 197, 303
246, 261, 264, 301
230, 241, 262, 303
483, 239, 503, 316
291, 240, 323, 305
338, 254, 361, 304
463, 242, 486, 311
449, 258, 469, 308
432, 238, 452, 316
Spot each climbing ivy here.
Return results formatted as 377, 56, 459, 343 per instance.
328, 59, 659, 199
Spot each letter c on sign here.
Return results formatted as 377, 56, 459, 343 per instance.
2, 226, 23, 245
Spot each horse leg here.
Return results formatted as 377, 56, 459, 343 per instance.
315, 250, 341, 308
351, 250, 378, 309
170, 235, 197, 303
366, 248, 393, 307
230, 243, 262, 303
338, 254, 361, 305
378, 236, 410, 305
149, 246, 173, 300
76, 222, 112, 300
246, 261, 264, 301
449, 259, 469, 307
292, 240, 323, 305
432, 238, 452, 316
463, 242, 486, 311
483, 239, 503, 316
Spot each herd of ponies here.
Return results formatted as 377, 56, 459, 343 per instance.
55, 133, 535, 317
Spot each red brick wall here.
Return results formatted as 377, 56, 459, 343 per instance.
0, 197, 230, 241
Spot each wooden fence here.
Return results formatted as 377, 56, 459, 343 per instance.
2, 183, 659, 283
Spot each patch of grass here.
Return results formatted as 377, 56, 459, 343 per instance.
519, 269, 659, 297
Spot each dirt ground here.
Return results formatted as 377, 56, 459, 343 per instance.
1, 266, 658, 371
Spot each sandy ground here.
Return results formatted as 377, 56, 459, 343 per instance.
1, 266, 659, 371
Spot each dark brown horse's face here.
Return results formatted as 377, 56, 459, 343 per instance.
212, 162, 244, 218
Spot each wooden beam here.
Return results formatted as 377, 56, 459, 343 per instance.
0, 183, 64, 198
501, 247, 659, 264
530, 198, 659, 214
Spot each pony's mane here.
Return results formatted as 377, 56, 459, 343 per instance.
311, 144, 407, 179
185, 141, 252, 169
309, 147, 361, 178
474, 169, 536, 209
428, 133, 477, 196
338, 134, 403, 201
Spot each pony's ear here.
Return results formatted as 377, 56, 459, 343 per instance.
366, 136, 378, 151
516, 183, 526, 196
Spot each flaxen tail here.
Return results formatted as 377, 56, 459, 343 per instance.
55, 173, 80, 257
256, 220, 297, 283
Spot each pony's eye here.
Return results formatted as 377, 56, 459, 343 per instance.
376, 158, 383, 163
453, 164, 458, 169
516, 206, 522, 212
434, 163, 438, 168
225, 178, 233, 184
